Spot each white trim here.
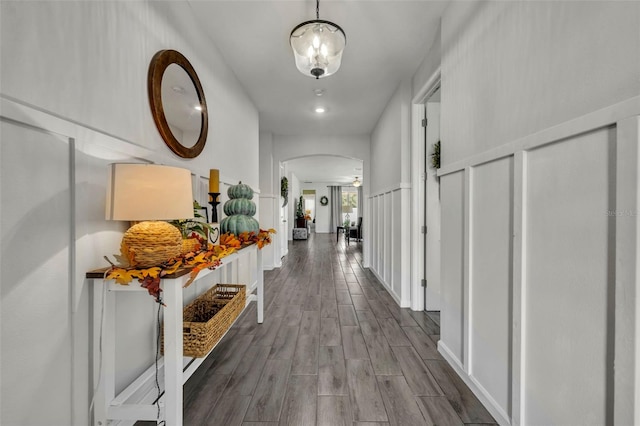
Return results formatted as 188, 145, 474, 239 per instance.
0, 95, 264, 192
511, 151, 527, 426
258, 193, 277, 199
463, 167, 472, 371
1, 95, 156, 161
438, 96, 640, 176
400, 187, 412, 308
614, 116, 640, 425
411, 102, 426, 312
439, 341, 510, 426
412, 68, 442, 104
368, 182, 411, 198
370, 267, 402, 306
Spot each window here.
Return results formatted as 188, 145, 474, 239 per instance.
342, 187, 358, 226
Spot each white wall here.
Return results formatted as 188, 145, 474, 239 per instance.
441, 1, 639, 165
424, 1, 640, 425
0, 2, 259, 424
370, 80, 412, 194
369, 80, 412, 306
258, 131, 277, 269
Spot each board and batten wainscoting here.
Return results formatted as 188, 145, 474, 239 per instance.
437, 96, 640, 425
0, 95, 262, 425
367, 183, 412, 307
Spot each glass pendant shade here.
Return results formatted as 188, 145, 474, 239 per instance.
352, 177, 361, 187
290, 19, 346, 79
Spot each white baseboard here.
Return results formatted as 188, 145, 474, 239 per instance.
370, 267, 401, 306
438, 342, 511, 426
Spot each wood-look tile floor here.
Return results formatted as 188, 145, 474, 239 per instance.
182, 233, 497, 426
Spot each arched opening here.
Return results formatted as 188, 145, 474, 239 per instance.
278, 154, 365, 252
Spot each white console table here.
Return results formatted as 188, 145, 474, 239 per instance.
88, 245, 263, 425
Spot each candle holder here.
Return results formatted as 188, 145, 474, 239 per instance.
208, 192, 220, 223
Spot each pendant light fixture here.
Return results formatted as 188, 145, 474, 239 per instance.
352, 177, 361, 187
290, 0, 346, 79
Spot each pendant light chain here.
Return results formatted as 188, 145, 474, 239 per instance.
316, 0, 320, 19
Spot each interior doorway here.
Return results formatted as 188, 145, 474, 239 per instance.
302, 190, 316, 232
423, 87, 441, 312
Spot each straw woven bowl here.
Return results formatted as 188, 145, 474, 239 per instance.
121, 221, 182, 268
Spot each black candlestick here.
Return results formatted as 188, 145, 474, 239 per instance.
208, 192, 220, 223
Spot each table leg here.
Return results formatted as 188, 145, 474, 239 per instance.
163, 281, 183, 425
257, 247, 264, 324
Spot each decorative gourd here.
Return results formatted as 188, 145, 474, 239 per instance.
221, 214, 259, 235
221, 181, 259, 235
227, 181, 254, 200
223, 198, 256, 216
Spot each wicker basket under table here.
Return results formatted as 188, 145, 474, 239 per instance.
163, 284, 246, 358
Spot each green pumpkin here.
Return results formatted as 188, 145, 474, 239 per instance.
224, 198, 256, 216
220, 214, 259, 235
227, 181, 254, 200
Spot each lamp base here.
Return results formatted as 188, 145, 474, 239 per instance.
121, 221, 182, 268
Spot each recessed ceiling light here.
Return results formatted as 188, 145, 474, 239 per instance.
315, 107, 326, 113
194, 105, 202, 111
313, 89, 325, 97
172, 85, 185, 93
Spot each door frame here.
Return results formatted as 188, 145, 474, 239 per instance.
410, 68, 441, 311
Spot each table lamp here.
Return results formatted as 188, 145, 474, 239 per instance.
342, 205, 353, 226
106, 163, 194, 268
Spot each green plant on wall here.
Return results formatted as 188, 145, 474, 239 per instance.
296, 195, 304, 218
431, 140, 441, 169
281, 177, 289, 207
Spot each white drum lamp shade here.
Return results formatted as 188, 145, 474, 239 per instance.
106, 163, 194, 268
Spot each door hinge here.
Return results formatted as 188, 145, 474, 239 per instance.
421, 226, 427, 234
421, 279, 427, 287
421, 118, 428, 127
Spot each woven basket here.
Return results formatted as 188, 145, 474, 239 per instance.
181, 238, 201, 254
163, 284, 245, 358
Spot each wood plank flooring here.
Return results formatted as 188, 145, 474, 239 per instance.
178, 233, 497, 425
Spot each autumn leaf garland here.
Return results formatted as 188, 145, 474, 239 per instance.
105, 229, 276, 303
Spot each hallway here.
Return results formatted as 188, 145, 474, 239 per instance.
181, 234, 497, 425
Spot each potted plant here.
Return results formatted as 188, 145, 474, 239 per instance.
170, 200, 213, 253
295, 195, 306, 228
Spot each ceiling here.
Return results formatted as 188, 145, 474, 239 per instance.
186, 0, 448, 182
286, 155, 363, 185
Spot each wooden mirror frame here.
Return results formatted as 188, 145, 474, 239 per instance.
148, 49, 208, 159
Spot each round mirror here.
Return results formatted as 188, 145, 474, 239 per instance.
148, 50, 208, 158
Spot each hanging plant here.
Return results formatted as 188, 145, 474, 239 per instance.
431, 140, 441, 169
281, 177, 289, 207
